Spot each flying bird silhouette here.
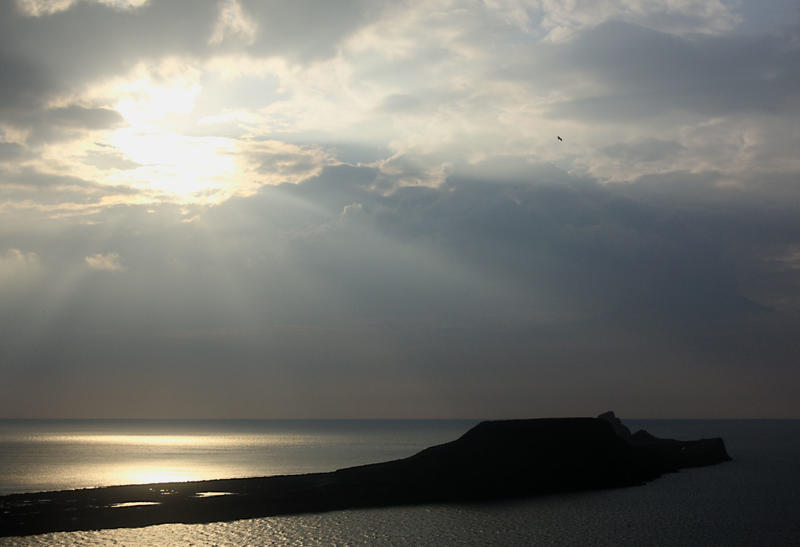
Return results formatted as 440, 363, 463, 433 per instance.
557, 136, 563, 142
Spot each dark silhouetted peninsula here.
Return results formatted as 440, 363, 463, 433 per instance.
0, 412, 730, 537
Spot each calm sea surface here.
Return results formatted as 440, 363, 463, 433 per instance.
1, 419, 799, 545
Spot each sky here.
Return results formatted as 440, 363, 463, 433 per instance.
1, 0, 799, 419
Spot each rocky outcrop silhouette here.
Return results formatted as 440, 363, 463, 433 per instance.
0, 412, 730, 537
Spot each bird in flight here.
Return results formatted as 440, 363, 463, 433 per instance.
557, 136, 563, 142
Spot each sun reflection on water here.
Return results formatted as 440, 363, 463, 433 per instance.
28, 432, 318, 447
117, 465, 208, 486
15, 433, 294, 489
64, 434, 211, 446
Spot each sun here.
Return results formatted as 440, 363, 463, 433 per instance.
91, 62, 248, 204
107, 128, 239, 202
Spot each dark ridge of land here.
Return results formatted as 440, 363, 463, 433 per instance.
0, 412, 730, 538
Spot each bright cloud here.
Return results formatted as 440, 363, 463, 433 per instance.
4, 0, 794, 210
16, 0, 149, 16
210, 0, 258, 46
85, 252, 124, 271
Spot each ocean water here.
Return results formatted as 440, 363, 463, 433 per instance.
1, 419, 799, 545
0, 419, 476, 496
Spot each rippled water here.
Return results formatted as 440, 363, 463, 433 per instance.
2, 420, 799, 545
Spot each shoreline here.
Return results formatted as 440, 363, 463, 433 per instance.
0, 414, 730, 538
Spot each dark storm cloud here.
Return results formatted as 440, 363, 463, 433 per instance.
42, 106, 124, 130
0, 0, 214, 146
0, 0, 216, 91
0, 0, 391, 146
238, 0, 387, 61
542, 21, 800, 119
0, 167, 135, 192
0, 0, 388, 92
0, 22, 127, 141
13, 163, 791, 328
21, 105, 127, 144
602, 139, 685, 163
0, 142, 25, 162
235, 162, 800, 385
0, 167, 140, 206
0, 49, 51, 112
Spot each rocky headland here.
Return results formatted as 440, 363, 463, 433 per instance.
0, 412, 730, 537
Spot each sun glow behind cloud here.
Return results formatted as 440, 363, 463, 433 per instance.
65, 55, 335, 205
106, 130, 239, 201
70, 60, 260, 204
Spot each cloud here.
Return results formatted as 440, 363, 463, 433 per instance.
0, 0, 388, 100
85, 252, 124, 271
0, 167, 141, 211
377, 93, 427, 114
3, 160, 800, 417
80, 149, 141, 171
19, 105, 127, 145
245, 140, 334, 185
0, 50, 50, 113
544, 21, 800, 119
0, 248, 41, 286
15, 0, 149, 17
341, 202, 364, 217
0, 0, 796, 210
2, 156, 800, 417
535, 0, 740, 39
1, 1, 800, 417
196, 160, 791, 329
0, 142, 25, 162
483, 0, 742, 39
602, 139, 685, 163
43, 106, 124, 130
209, 0, 258, 46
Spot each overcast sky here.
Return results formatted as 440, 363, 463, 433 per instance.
1, 0, 799, 418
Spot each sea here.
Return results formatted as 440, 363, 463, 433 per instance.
1, 419, 799, 546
